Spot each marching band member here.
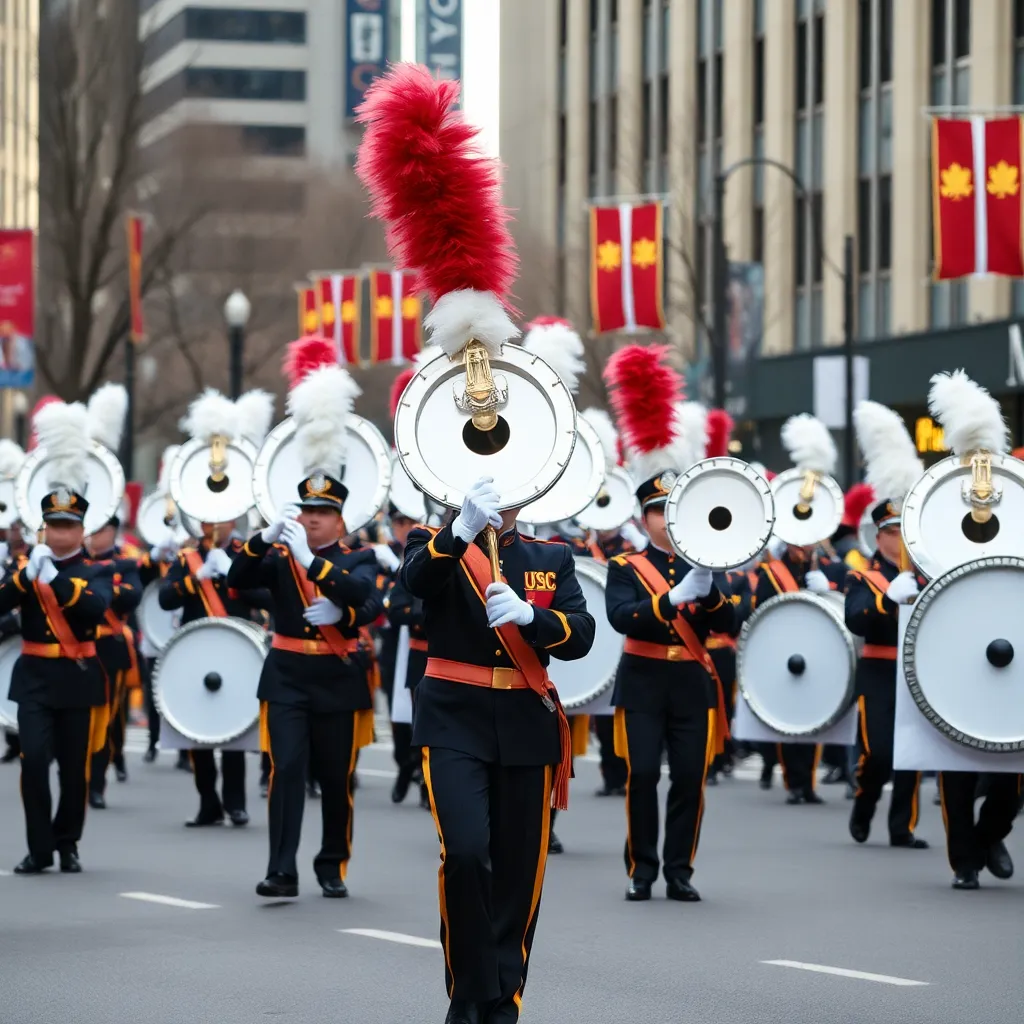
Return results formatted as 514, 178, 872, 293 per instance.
0, 440, 27, 766
833, 483, 875, 572
603, 345, 734, 903
229, 340, 381, 899
3, 401, 113, 874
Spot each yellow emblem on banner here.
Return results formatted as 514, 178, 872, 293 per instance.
631, 237, 657, 270
341, 299, 356, 323
401, 295, 420, 320
303, 309, 318, 332
375, 294, 394, 319
987, 160, 1019, 199
596, 240, 622, 272
939, 162, 973, 200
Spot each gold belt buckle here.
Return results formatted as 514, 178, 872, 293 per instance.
665, 645, 683, 661
491, 667, 516, 689
303, 639, 322, 655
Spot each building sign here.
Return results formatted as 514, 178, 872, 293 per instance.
915, 416, 947, 453
345, 0, 389, 118
417, 0, 462, 83
0, 229, 35, 389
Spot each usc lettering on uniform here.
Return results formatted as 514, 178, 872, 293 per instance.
523, 571, 557, 591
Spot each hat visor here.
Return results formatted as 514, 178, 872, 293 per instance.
297, 498, 343, 511
876, 514, 901, 530
641, 496, 667, 511
43, 511, 85, 523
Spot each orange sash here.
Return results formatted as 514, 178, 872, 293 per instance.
860, 570, 891, 596
462, 542, 572, 810
35, 579, 94, 663
587, 541, 606, 564
766, 559, 800, 594
184, 550, 228, 619
625, 554, 730, 756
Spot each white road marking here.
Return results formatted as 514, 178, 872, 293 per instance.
0, 869, 11, 876
761, 960, 929, 987
356, 767, 398, 779
341, 928, 442, 949
120, 892, 219, 910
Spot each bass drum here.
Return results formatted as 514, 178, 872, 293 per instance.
154, 617, 269, 746
136, 491, 190, 548
138, 581, 180, 653
737, 590, 856, 736
0, 634, 20, 732
902, 556, 1024, 752
546, 560, 623, 713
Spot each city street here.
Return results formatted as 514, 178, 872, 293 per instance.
0, 729, 1021, 1024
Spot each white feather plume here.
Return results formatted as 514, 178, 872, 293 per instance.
781, 413, 837, 474
180, 389, 239, 444
424, 289, 520, 359
87, 382, 128, 451
288, 364, 362, 476
670, 401, 709, 472
521, 322, 585, 395
34, 402, 90, 494
928, 369, 1009, 456
853, 400, 923, 507
235, 389, 275, 448
0, 439, 24, 479
581, 408, 619, 472
158, 445, 180, 494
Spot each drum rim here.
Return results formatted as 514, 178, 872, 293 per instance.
137, 490, 189, 548
737, 590, 856, 736
138, 580, 177, 653
0, 633, 21, 731
903, 554, 1024, 752
169, 435, 258, 524
665, 457, 775, 571
575, 466, 636, 532
153, 616, 268, 745
769, 467, 844, 546
518, 416, 605, 526
389, 454, 427, 523
393, 346, 578, 513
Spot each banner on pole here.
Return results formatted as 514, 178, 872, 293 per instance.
126, 215, 145, 343
368, 269, 422, 364
345, 0, 390, 119
0, 229, 35, 388
297, 285, 319, 337
417, 0, 462, 83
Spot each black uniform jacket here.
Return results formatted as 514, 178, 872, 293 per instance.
606, 544, 735, 713
228, 534, 380, 713
402, 522, 595, 766
0, 551, 112, 709
383, 572, 427, 692
752, 550, 847, 610
88, 547, 143, 676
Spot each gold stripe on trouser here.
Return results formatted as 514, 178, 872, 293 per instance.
513, 764, 553, 1012
908, 772, 922, 833
88, 704, 110, 757
258, 701, 270, 756
854, 695, 870, 797
341, 726, 359, 881
613, 708, 636, 878
810, 744, 822, 792
421, 747, 455, 997
689, 709, 716, 865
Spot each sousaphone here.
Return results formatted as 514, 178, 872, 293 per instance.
576, 466, 637, 533
769, 467, 844, 547
169, 433, 257, 526
664, 457, 775, 571
857, 505, 877, 557
389, 455, 427, 523
136, 490, 190, 549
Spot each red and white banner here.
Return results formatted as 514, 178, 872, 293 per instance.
589, 201, 666, 335
369, 269, 422, 364
297, 285, 318, 337
932, 117, 1024, 279
330, 273, 361, 365
0, 229, 35, 387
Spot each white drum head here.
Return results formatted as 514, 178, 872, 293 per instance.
576, 466, 636, 533
519, 416, 604, 526
770, 468, 844, 547
0, 476, 18, 529
138, 581, 180, 653
0, 635, 21, 731
545, 560, 623, 710
665, 458, 775, 571
901, 455, 1024, 580
170, 436, 257, 525
738, 590, 856, 736
858, 505, 877, 557
390, 455, 427, 522
903, 556, 1024, 752
137, 491, 190, 548
154, 617, 268, 745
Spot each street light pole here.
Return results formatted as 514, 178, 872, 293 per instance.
711, 172, 729, 410
223, 290, 251, 400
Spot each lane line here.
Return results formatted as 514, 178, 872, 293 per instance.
120, 892, 219, 910
341, 928, 442, 949
761, 960, 929, 987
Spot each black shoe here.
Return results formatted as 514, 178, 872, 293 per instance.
822, 765, 848, 785
595, 784, 616, 796
548, 831, 564, 855
260, 780, 269, 799
986, 840, 1014, 880
785, 791, 804, 805
759, 766, 773, 790
13, 854, 50, 874
849, 814, 870, 844
846, 783, 856, 800
228, 809, 249, 827
666, 877, 701, 902
1, 746, 19, 763
256, 874, 298, 898
319, 877, 349, 898
952, 869, 980, 890
88, 791, 106, 809
706, 772, 719, 786
721, 760, 734, 776
391, 768, 412, 804
444, 999, 486, 1024
115, 766, 128, 783
185, 813, 224, 828
143, 747, 157, 764
625, 878, 652, 901
175, 752, 191, 772
306, 781, 321, 799
890, 834, 929, 850
59, 850, 82, 873
933, 792, 942, 806
802, 790, 824, 805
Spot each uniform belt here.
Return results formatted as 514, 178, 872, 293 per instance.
862, 643, 898, 660
272, 635, 360, 656
425, 657, 530, 690
623, 638, 700, 662
705, 634, 736, 650
22, 640, 97, 660
95, 624, 129, 640
408, 637, 428, 652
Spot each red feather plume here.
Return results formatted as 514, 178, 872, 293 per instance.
603, 345, 683, 455
354, 64, 517, 304
526, 315, 573, 331
283, 336, 337, 390
29, 395, 61, 451
389, 368, 415, 420
704, 409, 734, 458
764, 469, 777, 481
841, 482, 876, 528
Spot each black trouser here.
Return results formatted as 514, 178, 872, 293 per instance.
3, 728, 20, 757
852, 691, 921, 838
191, 748, 246, 818
142, 657, 159, 750
265, 702, 358, 882
777, 743, 820, 795
620, 703, 713, 883
594, 714, 627, 790
422, 747, 551, 1007
89, 675, 127, 796
939, 772, 1022, 874
17, 701, 93, 864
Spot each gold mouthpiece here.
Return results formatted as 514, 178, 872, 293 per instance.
964, 450, 996, 524
462, 340, 499, 431
207, 434, 230, 493
164, 494, 176, 527
795, 469, 820, 516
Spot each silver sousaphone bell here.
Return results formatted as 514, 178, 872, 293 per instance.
769, 467, 843, 547
169, 432, 257, 526
136, 490, 190, 548
576, 466, 637, 533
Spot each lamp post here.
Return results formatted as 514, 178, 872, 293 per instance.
224, 290, 251, 400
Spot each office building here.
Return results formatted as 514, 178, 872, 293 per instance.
0, 0, 38, 229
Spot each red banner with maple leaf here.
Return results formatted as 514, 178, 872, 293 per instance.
368, 269, 422, 364
589, 201, 666, 335
933, 117, 1024, 279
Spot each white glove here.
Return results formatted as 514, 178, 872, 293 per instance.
197, 547, 232, 580
281, 518, 315, 569
151, 527, 178, 563
0, 541, 10, 565
485, 582, 535, 628
767, 535, 788, 560
452, 476, 502, 543
25, 544, 53, 582
804, 569, 831, 594
886, 571, 919, 605
262, 505, 299, 544
373, 543, 401, 572
303, 596, 344, 626
619, 521, 648, 552
668, 566, 713, 606
38, 558, 58, 584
